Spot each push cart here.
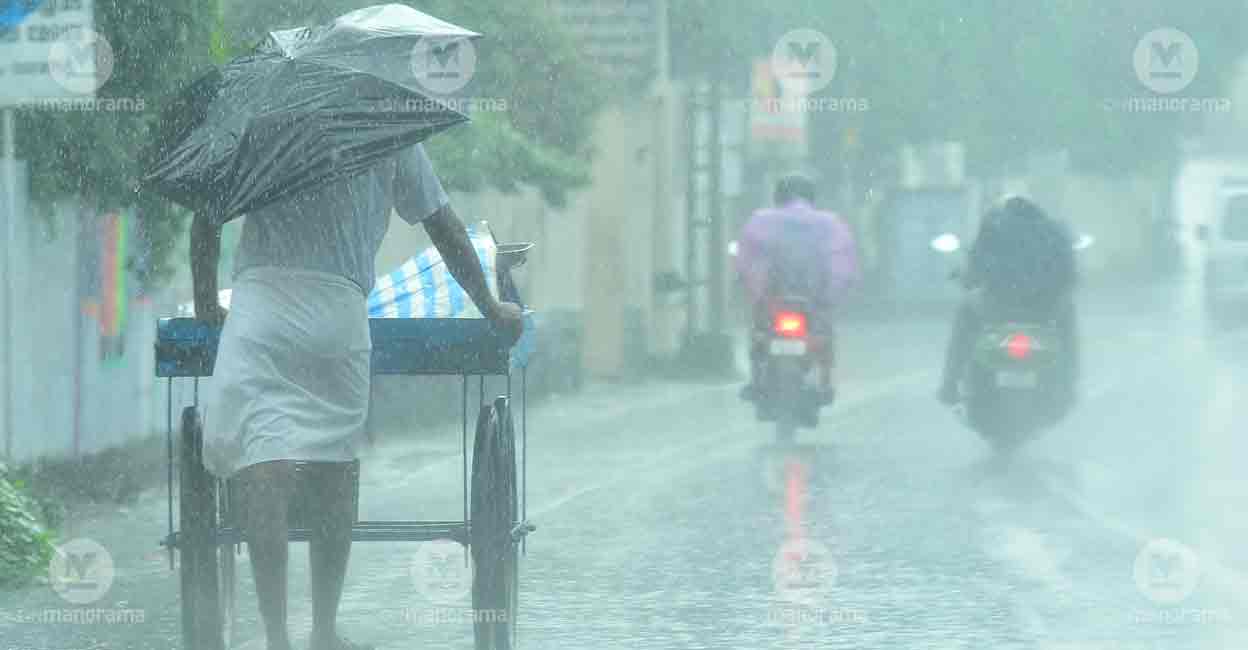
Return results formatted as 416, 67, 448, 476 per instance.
156, 244, 536, 650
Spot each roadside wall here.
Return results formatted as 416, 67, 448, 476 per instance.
2, 199, 172, 464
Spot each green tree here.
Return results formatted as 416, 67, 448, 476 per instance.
15, 0, 219, 286
0, 463, 54, 588
671, 0, 1248, 180
222, 0, 605, 205
17, 0, 604, 286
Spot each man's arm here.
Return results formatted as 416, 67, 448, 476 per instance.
422, 205, 523, 340
190, 212, 226, 325
394, 144, 522, 341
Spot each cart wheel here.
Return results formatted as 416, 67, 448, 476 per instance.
471, 397, 519, 650
179, 406, 225, 650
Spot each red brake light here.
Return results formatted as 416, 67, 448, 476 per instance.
1005, 333, 1032, 359
773, 311, 808, 338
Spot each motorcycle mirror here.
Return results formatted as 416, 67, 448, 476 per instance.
1073, 234, 1095, 251
930, 233, 961, 253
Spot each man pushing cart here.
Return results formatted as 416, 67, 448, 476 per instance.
142, 6, 529, 650
193, 141, 521, 650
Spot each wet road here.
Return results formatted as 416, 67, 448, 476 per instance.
3, 280, 1248, 649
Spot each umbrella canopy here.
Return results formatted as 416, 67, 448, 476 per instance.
142, 4, 480, 226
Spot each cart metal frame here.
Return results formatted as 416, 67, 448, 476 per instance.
156, 247, 534, 650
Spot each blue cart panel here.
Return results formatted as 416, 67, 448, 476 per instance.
156, 317, 512, 377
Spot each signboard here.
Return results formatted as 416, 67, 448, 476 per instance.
749, 58, 806, 145
552, 0, 655, 85
0, 0, 103, 106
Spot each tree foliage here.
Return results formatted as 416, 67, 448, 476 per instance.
15, 0, 604, 285
221, 0, 604, 205
15, 0, 218, 287
0, 463, 54, 589
671, 0, 1248, 179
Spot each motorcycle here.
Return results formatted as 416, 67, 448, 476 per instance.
749, 296, 828, 443
933, 232, 1091, 453
958, 309, 1066, 453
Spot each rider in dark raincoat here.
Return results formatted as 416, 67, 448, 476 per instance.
938, 196, 1079, 414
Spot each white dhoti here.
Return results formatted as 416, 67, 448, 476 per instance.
202, 267, 371, 479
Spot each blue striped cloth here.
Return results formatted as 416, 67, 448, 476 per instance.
368, 224, 498, 319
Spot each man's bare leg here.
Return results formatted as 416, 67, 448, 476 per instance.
238, 460, 296, 650
305, 463, 365, 650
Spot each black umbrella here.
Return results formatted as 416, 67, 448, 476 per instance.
142, 4, 480, 226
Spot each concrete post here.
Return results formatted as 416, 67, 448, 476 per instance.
2, 108, 14, 460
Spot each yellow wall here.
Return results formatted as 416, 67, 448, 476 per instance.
580, 101, 660, 378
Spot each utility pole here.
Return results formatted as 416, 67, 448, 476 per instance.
651, 0, 677, 357
683, 82, 700, 346
654, 0, 670, 85
2, 107, 14, 460
707, 68, 724, 335
679, 73, 733, 374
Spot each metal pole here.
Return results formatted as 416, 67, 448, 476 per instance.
461, 376, 467, 545
167, 378, 174, 570
708, 71, 724, 335
72, 208, 83, 456
683, 88, 698, 345
2, 107, 15, 460
520, 367, 526, 556
655, 0, 670, 86
651, 0, 673, 358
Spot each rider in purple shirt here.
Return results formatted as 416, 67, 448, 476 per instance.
735, 174, 860, 401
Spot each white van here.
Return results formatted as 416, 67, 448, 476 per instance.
1198, 181, 1248, 320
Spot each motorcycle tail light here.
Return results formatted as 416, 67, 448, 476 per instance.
773, 311, 808, 338
1005, 333, 1032, 359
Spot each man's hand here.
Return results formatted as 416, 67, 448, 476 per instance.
424, 205, 526, 345
487, 300, 525, 345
